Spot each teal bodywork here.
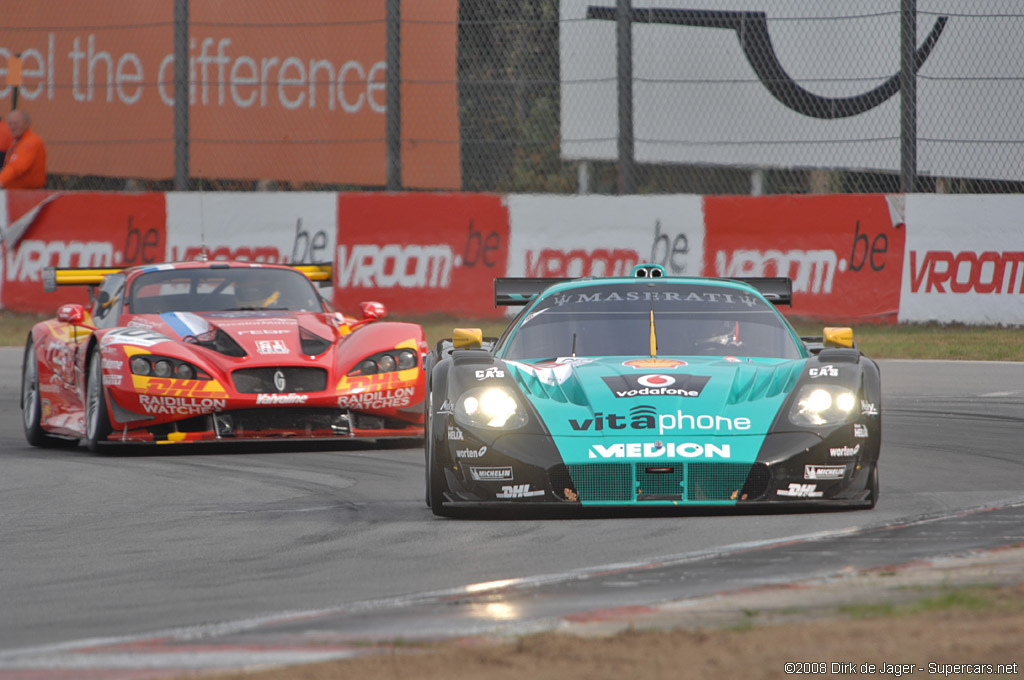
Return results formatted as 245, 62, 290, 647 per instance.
503, 356, 806, 506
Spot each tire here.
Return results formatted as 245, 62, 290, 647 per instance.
22, 338, 77, 448
422, 351, 436, 507
866, 463, 879, 509
427, 436, 451, 517
85, 348, 112, 453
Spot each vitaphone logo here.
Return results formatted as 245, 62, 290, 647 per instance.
602, 373, 710, 398
570, 405, 751, 435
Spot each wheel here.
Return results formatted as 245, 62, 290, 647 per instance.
84, 348, 112, 453
422, 351, 436, 507
21, 337, 77, 448
424, 401, 452, 517
427, 436, 451, 517
866, 463, 879, 509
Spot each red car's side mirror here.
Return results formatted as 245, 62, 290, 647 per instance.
359, 301, 387, 321
57, 304, 87, 325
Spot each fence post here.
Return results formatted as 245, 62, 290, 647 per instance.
616, 0, 636, 194
174, 0, 189, 191
386, 0, 402, 191
900, 0, 917, 193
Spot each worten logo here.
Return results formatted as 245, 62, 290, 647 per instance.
602, 373, 709, 398
586, 6, 947, 119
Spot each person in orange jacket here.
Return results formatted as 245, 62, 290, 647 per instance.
0, 109, 47, 189
0, 116, 13, 166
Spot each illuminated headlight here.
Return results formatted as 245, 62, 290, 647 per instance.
455, 386, 527, 429
789, 385, 858, 427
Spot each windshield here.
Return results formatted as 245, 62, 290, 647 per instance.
500, 282, 803, 360
128, 267, 325, 314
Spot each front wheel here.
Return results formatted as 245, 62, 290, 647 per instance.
865, 463, 879, 509
85, 348, 112, 452
22, 337, 77, 448
424, 410, 451, 517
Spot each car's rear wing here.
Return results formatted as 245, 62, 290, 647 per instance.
42, 263, 334, 293
494, 275, 792, 306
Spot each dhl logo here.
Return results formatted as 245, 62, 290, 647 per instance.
337, 368, 419, 393
131, 376, 230, 398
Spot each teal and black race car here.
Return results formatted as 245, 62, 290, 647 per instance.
424, 264, 880, 516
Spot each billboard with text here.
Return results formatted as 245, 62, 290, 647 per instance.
0, 1, 459, 189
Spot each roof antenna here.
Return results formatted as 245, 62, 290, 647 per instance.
649, 295, 658, 358
197, 183, 209, 261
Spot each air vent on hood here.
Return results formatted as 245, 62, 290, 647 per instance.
299, 327, 331, 356
726, 361, 802, 404
184, 328, 247, 357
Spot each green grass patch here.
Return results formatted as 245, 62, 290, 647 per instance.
839, 585, 1009, 620
3, 310, 1022, 361
412, 315, 1024, 362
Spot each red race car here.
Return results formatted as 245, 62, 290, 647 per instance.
21, 260, 426, 450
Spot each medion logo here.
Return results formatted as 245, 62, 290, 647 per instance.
588, 442, 730, 459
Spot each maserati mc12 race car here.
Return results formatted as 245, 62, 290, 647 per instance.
425, 264, 881, 515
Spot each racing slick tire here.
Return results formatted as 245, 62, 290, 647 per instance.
22, 338, 78, 448
423, 351, 435, 507
866, 463, 879, 510
425, 416, 452, 517
85, 347, 113, 453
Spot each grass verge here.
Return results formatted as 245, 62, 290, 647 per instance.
3, 311, 1022, 361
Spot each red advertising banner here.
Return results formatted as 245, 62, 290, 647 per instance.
335, 193, 509, 318
2, 191, 166, 313
703, 195, 904, 323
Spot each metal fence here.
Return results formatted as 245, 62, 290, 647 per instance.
2, 1, 1022, 195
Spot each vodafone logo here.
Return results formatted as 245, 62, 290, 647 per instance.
637, 374, 675, 388
602, 373, 710, 398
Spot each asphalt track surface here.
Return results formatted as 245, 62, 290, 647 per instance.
1, 348, 1022, 676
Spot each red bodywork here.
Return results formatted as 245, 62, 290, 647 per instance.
24, 261, 427, 446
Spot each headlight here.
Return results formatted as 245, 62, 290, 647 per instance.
455, 386, 528, 429
128, 355, 210, 380
789, 385, 857, 427
348, 349, 421, 376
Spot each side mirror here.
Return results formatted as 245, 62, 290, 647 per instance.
58, 304, 87, 325
359, 301, 387, 321
453, 327, 483, 350
823, 326, 854, 348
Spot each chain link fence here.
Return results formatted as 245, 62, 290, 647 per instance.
2, 1, 1021, 195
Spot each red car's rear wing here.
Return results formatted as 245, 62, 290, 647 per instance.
42, 263, 334, 293
494, 276, 792, 306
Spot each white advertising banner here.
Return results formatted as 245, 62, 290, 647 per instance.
899, 195, 1024, 324
165, 193, 336, 265
506, 194, 704, 278
560, 0, 1024, 181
